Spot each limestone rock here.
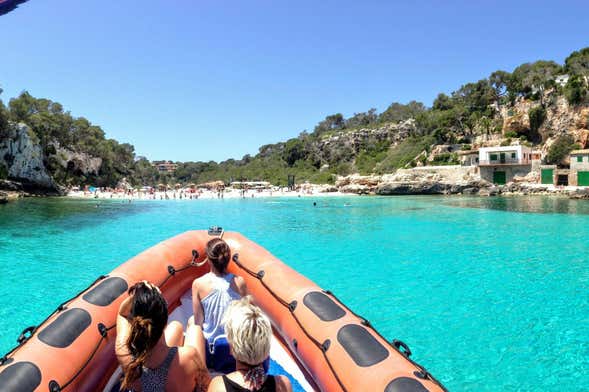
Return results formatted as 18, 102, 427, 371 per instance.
578, 108, 589, 129
53, 145, 102, 176
116, 177, 133, 190
503, 112, 530, 134
0, 123, 59, 192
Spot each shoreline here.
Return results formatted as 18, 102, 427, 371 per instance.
64, 187, 353, 201
5, 178, 589, 203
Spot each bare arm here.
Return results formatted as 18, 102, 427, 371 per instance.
192, 279, 204, 326
115, 295, 134, 369
234, 276, 247, 297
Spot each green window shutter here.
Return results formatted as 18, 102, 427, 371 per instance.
511, 153, 516, 159
577, 156, 583, 163
490, 154, 498, 161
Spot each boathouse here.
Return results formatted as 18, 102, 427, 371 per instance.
478, 146, 539, 184
569, 150, 589, 186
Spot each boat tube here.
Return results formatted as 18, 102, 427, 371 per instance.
0, 229, 446, 392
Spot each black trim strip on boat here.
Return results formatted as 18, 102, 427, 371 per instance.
232, 253, 349, 392
0, 361, 42, 392
320, 291, 447, 392
0, 275, 108, 366
1, 244, 203, 389
38, 308, 92, 349
231, 253, 448, 392
48, 323, 116, 391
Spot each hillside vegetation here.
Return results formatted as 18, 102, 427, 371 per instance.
1, 47, 589, 190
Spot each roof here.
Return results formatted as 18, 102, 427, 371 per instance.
479, 145, 528, 153
570, 149, 589, 155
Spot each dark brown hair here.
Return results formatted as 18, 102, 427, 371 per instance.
121, 282, 168, 390
206, 238, 231, 273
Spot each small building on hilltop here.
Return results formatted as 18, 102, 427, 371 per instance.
478, 146, 540, 184
569, 150, 589, 186
152, 160, 177, 174
457, 149, 479, 166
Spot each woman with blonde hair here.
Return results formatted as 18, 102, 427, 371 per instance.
207, 297, 292, 392
116, 281, 210, 391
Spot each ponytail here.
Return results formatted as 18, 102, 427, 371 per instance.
121, 316, 154, 389
120, 282, 168, 390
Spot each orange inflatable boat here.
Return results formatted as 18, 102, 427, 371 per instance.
0, 229, 446, 392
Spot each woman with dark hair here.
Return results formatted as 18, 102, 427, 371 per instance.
116, 281, 210, 391
192, 238, 247, 370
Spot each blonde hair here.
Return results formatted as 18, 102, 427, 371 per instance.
223, 296, 271, 365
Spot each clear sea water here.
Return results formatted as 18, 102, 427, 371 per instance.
0, 196, 588, 391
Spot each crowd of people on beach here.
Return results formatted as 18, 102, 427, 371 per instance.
115, 238, 293, 392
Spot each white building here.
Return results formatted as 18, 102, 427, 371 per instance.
555, 74, 570, 87
478, 146, 540, 184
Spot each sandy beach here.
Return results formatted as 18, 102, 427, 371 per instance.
66, 185, 351, 201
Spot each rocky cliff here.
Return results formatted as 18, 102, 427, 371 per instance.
315, 119, 416, 160
0, 122, 103, 195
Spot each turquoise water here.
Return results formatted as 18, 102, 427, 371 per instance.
1, 196, 588, 391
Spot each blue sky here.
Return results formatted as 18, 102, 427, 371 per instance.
0, 0, 587, 162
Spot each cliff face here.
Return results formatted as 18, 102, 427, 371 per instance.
0, 123, 103, 194
0, 123, 58, 192
498, 95, 589, 148
311, 119, 416, 167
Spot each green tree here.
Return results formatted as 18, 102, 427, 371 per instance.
546, 135, 578, 164
378, 101, 425, 123
283, 138, 307, 166
489, 70, 511, 102
511, 61, 562, 102
345, 108, 378, 128
312, 113, 345, 136
0, 100, 8, 139
564, 47, 589, 77
564, 75, 587, 105
529, 106, 546, 133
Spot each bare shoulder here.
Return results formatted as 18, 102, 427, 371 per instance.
275, 375, 292, 392
193, 274, 212, 293
207, 375, 226, 392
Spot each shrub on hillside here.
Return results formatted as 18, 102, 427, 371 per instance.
564, 75, 587, 105
546, 135, 579, 164
529, 106, 547, 133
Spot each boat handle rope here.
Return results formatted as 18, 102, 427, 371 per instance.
393, 339, 412, 358
48, 323, 116, 392
232, 253, 348, 392
0, 274, 109, 366
232, 252, 447, 392
160, 249, 200, 287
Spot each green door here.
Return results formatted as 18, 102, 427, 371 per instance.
578, 171, 589, 186
499, 153, 506, 163
541, 169, 554, 184
493, 171, 506, 185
